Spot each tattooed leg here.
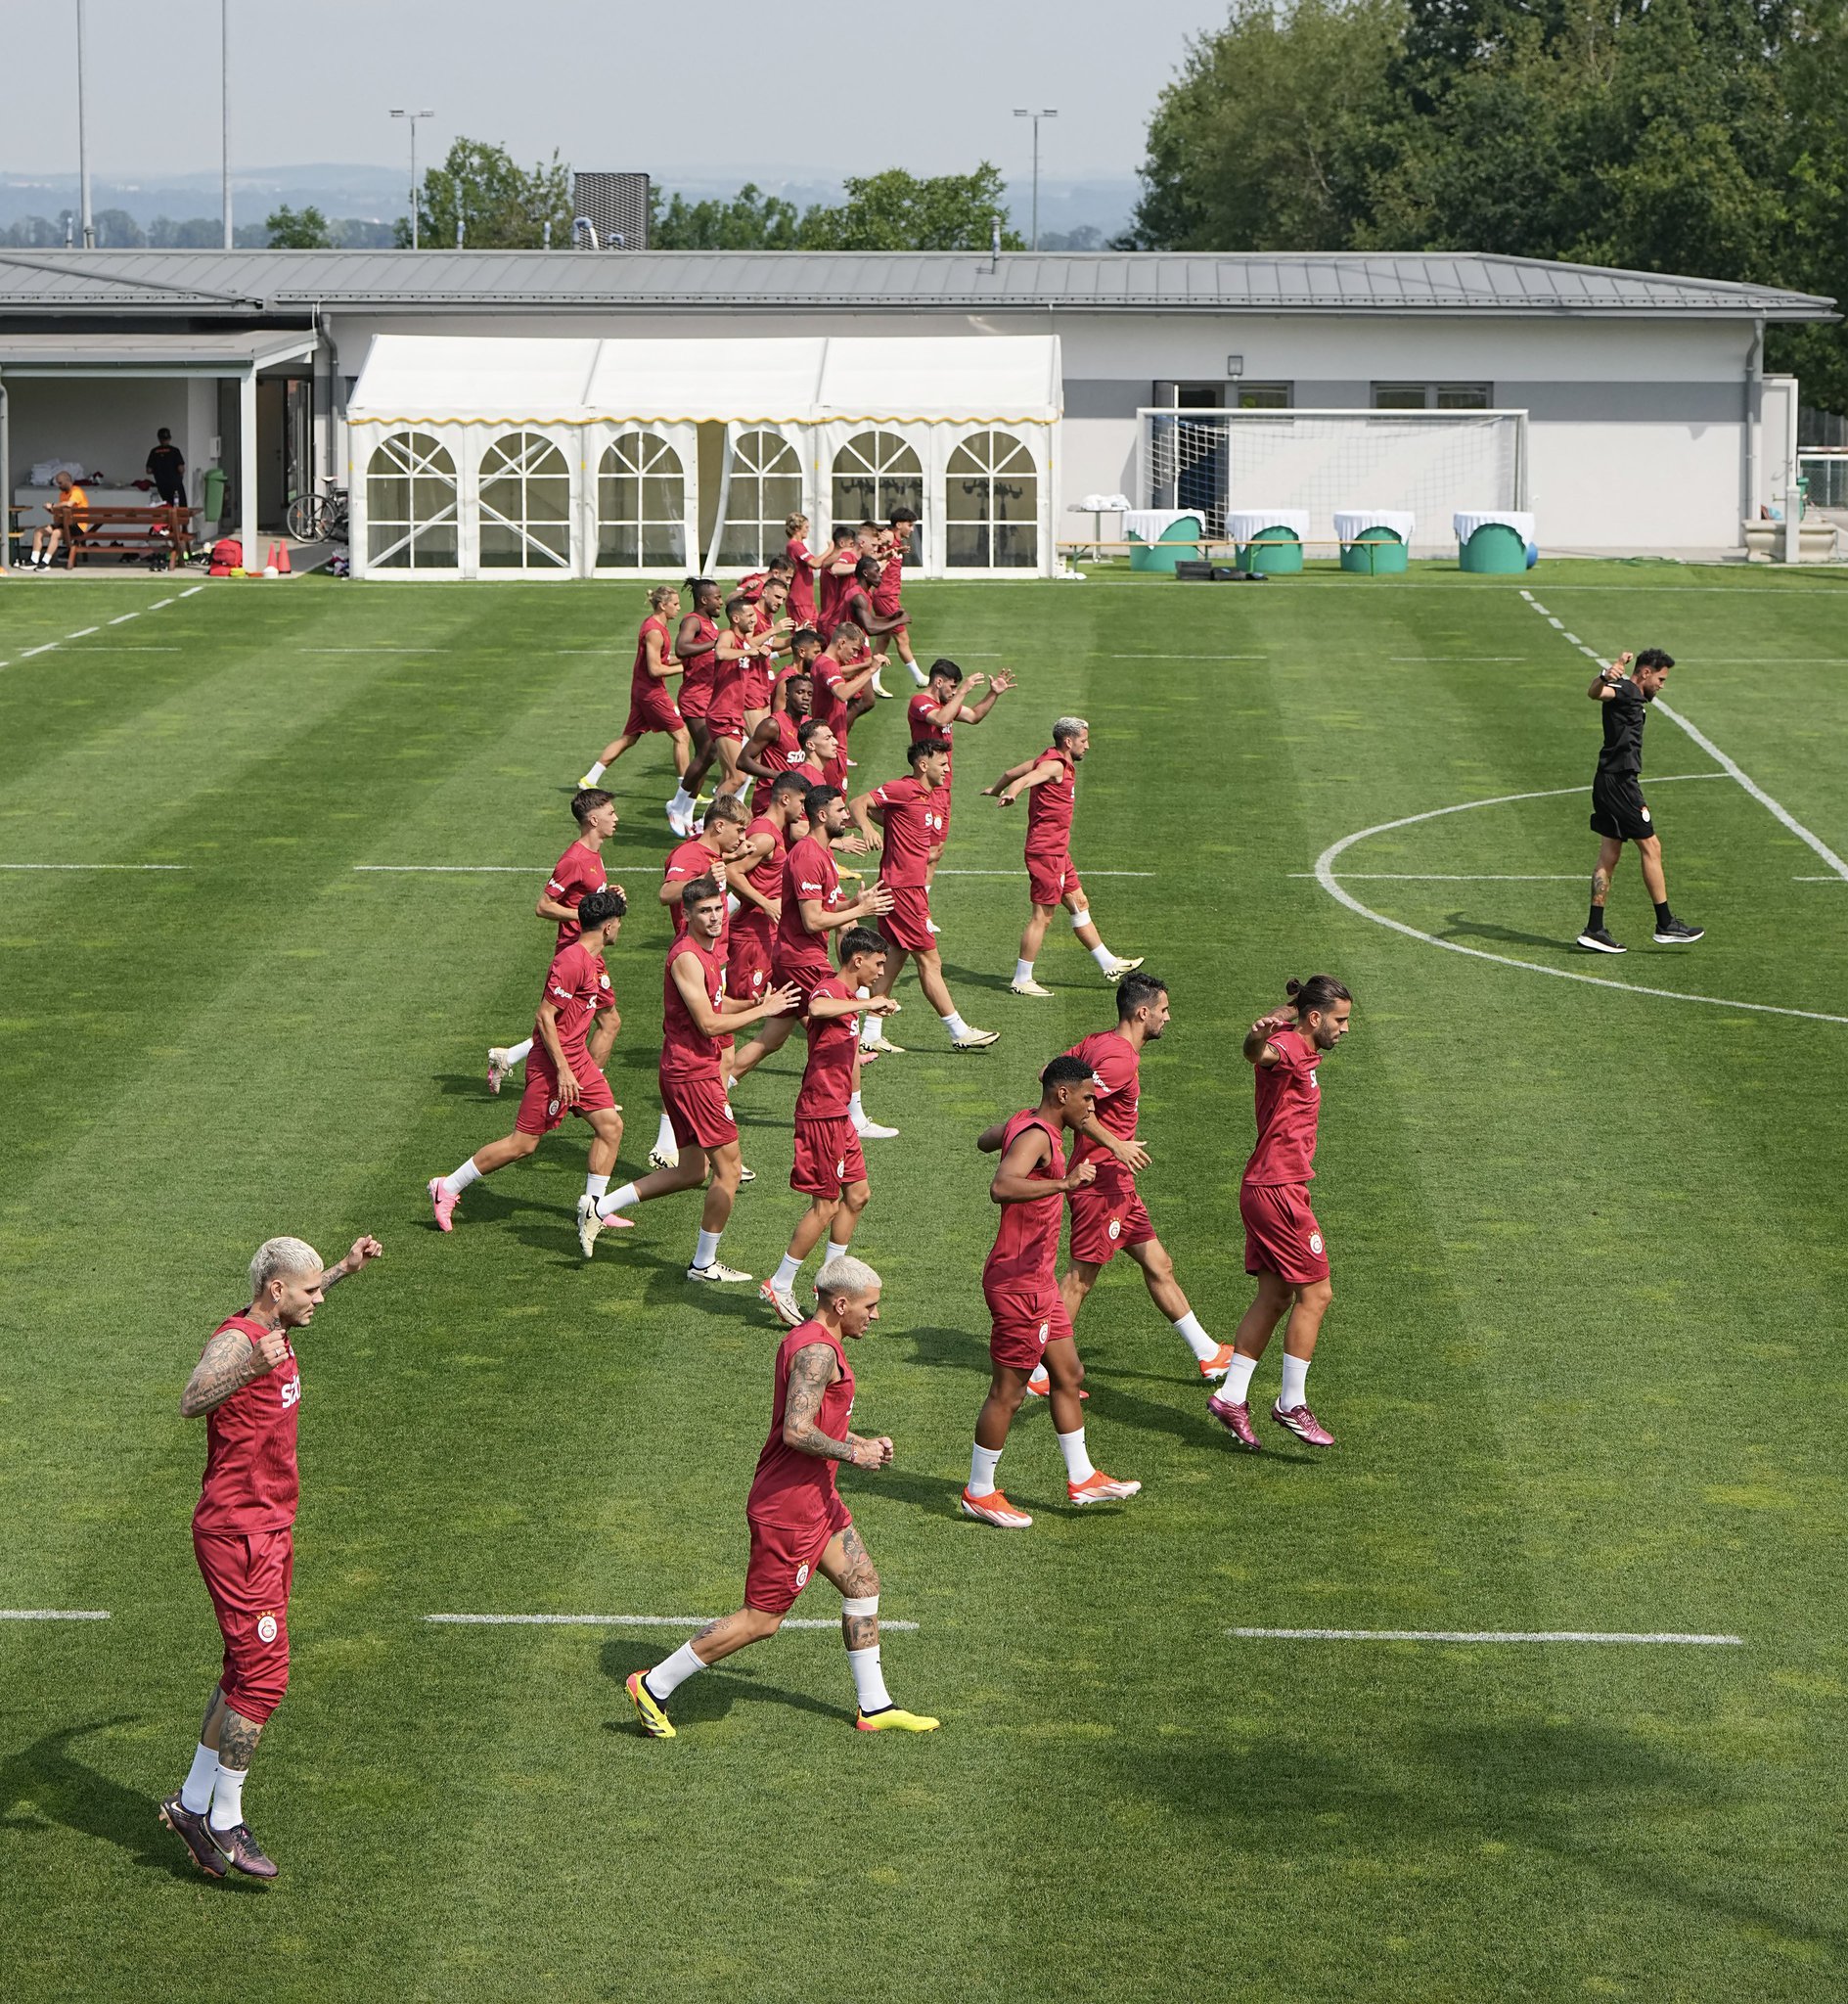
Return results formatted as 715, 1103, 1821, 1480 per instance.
687, 1605, 783, 1665
819, 1526, 880, 1650
216, 1708, 264, 1774
198, 1685, 228, 1750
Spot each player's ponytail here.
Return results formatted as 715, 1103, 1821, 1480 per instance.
647, 583, 677, 612
1287, 975, 1351, 1017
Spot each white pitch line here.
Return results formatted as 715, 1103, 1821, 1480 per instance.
108, 611, 140, 624
68, 625, 100, 637
0, 1609, 111, 1621
1314, 778, 1848, 1026
1795, 875, 1848, 882
934, 868, 1154, 878
354, 864, 531, 874
1288, 872, 1585, 882
1389, 657, 1530, 663
150, 596, 174, 609
180, 584, 204, 597
1106, 653, 1268, 660
425, 1612, 920, 1632
0, 862, 189, 872
1228, 1627, 1743, 1646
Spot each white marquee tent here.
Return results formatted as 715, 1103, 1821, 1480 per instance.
346, 334, 1062, 580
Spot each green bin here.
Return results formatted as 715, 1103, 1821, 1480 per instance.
1236, 528, 1303, 575
1128, 513, 1201, 574
202, 466, 228, 531
1340, 526, 1408, 575
1459, 523, 1527, 574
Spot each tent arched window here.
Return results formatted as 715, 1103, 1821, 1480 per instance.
479, 431, 570, 570
832, 430, 924, 540
945, 431, 1038, 569
718, 429, 801, 569
597, 431, 687, 569
365, 431, 458, 570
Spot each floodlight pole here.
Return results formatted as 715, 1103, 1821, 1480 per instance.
75, 0, 95, 248
221, 0, 232, 249
391, 109, 434, 250
1013, 108, 1058, 252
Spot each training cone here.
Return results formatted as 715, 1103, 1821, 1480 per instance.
274, 539, 291, 575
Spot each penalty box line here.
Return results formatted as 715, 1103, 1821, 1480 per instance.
426, 1612, 920, 1632
1230, 1627, 1743, 1646
0, 1609, 111, 1621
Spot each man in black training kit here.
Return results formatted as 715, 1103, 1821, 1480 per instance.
1577, 649, 1703, 954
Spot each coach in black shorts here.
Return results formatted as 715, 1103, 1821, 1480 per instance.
147, 428, 186, 507
1577, 648, 1702, 954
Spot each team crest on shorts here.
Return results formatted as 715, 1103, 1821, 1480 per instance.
1037, 1320, 1050, 1342
1309, 1231, 1325, 1254
1642, 806, 1651, 822
256, 1614, 278, 1643
1107, 1218, 1122, 1241
836, 1158, 847, 1178
548, 1098, 561, 1118
794, 1563, 810, 1589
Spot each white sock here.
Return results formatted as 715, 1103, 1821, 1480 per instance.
1057, 1427, 1097, 1484
180, 1741, 219, 1815
847, 1644, 893, 1714
1014, 959, 1034, 984
909, 660, 928, 684
848, 1089, 865, 1121
506, 1038, 533, 1066
1221, 1351, 1258, 1403
773, 1251, 804, 1293
1280, 1352, 1311, 1410
585, 1173, 610, 1201
969, 1441, 1003, 1494
596, 1181, 641, 1219
442, 1159, 481, 1198
669, 786, 693, 813
208, 1760, 248, 1833
583, 760, 607, 783
694, 1227, 723, 1269
1172, 1310, 1218, 1363
654, 1112, 676, 1155
644, 1639, 706, 1701
1089, 941, 1117, 972
940, 1010, 969, 1040
859, 1015, 881, 1049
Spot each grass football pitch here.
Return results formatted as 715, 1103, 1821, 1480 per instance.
2, 561, 1846, 2002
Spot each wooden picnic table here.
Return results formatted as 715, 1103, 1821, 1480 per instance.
56, 503, 202, 571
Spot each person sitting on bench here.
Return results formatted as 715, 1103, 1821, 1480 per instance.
28, 472, 91, 571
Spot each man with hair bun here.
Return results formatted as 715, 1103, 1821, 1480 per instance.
159, 1228, 383, 1879
627, 1256, 938, 1737
1209, 976, 1354, 1451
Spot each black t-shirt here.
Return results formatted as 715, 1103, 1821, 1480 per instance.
1596, 678, 1647, 782
147, 443, 185, 485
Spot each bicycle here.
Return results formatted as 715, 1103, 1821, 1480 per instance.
284, 483, 349, 543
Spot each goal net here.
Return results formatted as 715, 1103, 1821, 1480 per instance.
1137, 409, 1527, 548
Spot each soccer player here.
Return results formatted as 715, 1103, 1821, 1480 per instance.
907, 658, 1014, 891
579, 878, 798, 1281
699, 593, 779, 801
811, 626, 881, 787
578, 584, 690, 791
743, 573, 795, 736
760, 927, 898, 1325
815, 526, 861, 640
431, 888, 629, 1232
727, 772, 809, 1012
1207, 976, 1354, 1451
727, 786, 892, 1085
874, 507, 926, 689
739, 669, 816, 810
1038, 973, 1236, 1382
987, 716, 1143, 995
159, 1230, 383, 1878
666, 576, 725, 836
1576, 649, 1704, 952
783, 512, 830, 628
487, 788, 618, 1094
849, 739, 1000, 1052
627, 1255, 936, 1737
960, 1057, 1142, 1529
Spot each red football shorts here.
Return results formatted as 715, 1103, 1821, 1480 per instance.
772, 955, 834, 1019
706, 711, 746, 746
791, 1115, 867, 1196
678, 677, 713, 725
984, 1281, 1073, 1372
515, 1053, 615, 1135
744, 1492, 852, 1615
623, 682, 683, 738
193, 1526, 293, 1724
728, 915, 775, 1001
879, 884, 935, 955
660, 1070, 737, 1149
1240, 1181, 1330, 1284
1027, 851, 1083, 908
1067, 1167, 1156, 1268
742, 662, 773, 711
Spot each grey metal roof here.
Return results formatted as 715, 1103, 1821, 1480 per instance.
0, 249, 1831, 320
0, 329, 318, 371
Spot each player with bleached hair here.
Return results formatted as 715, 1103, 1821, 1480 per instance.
159, 1230, 383, 1879
627, 1257, 938, 1737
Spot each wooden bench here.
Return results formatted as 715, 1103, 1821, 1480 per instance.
58, 504, 201, 571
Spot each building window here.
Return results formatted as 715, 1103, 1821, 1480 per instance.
597, 430, 686, 569
366, 431, 458, 570
1373, 384, 1494, 410
945, 430, 1038, 569
718, 429, 802, 568
832, 431, 924, 549
479, 432, 570, 569
1235, 384, 1291, 409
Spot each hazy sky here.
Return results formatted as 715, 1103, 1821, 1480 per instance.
14, 0, 1229, 184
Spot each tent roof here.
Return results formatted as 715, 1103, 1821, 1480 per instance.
347, 334, 1062, 424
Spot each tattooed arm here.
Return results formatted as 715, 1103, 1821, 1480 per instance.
318, 1234, 383, 1293
179, 1326, 288, 1419
782, 1344, 891, 1468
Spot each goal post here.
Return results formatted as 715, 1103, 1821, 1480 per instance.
1136, 408, 1529, 550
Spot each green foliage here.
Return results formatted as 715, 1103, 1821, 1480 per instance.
650, 183, 802, 250
265, 204, 335, 250
650, 164, 1024, 251
399, 137, 574, 249
1127, 0, 1848, 408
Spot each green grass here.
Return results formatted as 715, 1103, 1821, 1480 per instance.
3, 562, 1846, 2002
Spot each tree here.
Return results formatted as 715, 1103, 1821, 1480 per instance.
651, 184, 801, 250
797, 165, 1024, 250
265, 204, 335, 250
399, 138, 573, 248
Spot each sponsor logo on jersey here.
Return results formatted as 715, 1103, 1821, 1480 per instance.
256, 1613, 278, 1643
280, 1376, 301, 1409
